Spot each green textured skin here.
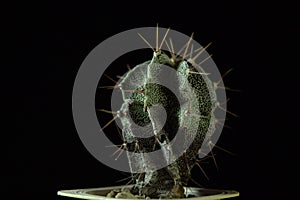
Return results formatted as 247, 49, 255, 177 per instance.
118, 51, 216, 198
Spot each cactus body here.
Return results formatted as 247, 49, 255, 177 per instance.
116, 50, 217, 198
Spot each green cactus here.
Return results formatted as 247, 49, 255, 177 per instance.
94, 27, 231, 198
114, 45, 218, 198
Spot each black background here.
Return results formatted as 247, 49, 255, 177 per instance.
2, 1, 274, 200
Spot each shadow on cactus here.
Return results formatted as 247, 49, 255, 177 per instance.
96, 28, 237, 199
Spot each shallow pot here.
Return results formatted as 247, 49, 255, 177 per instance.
58, 185, 239, 200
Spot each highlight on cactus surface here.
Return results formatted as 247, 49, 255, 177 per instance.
94, 26, 238, 199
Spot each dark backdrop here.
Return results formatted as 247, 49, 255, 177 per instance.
3, 1, 272, 200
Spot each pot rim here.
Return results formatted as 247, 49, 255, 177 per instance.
58, 184, 239, 200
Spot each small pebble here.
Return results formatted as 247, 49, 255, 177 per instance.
115, 191, 136, 199
106, 190, 117, 198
